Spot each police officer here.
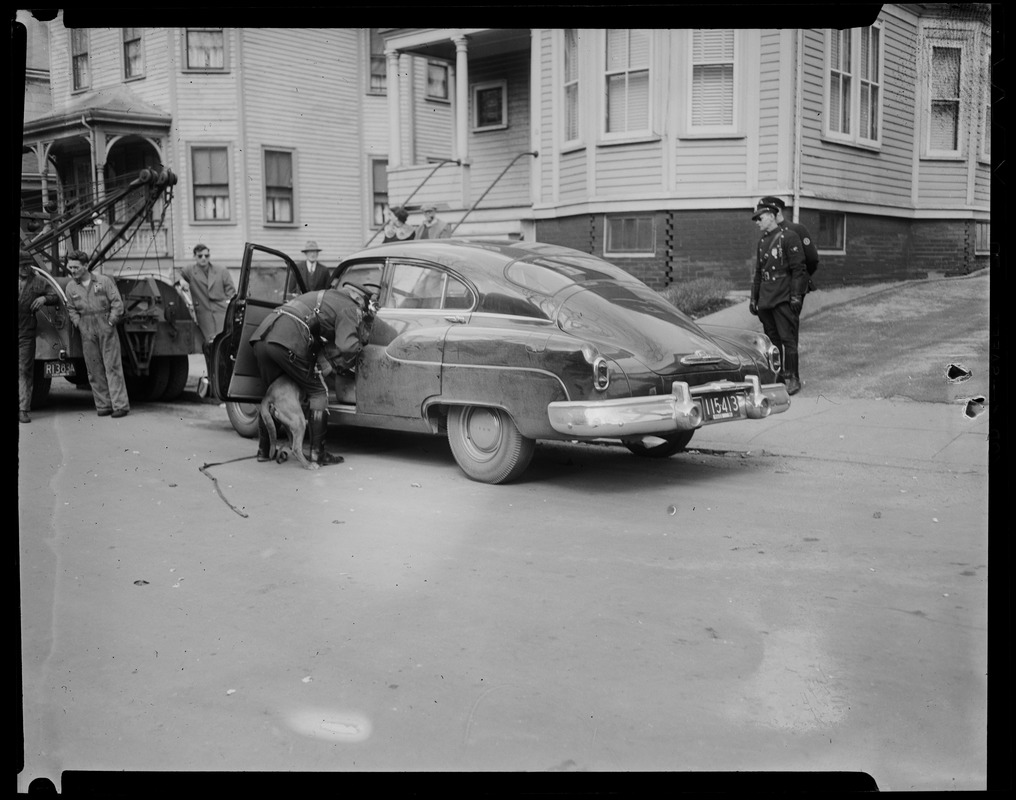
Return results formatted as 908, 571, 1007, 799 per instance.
759, 196, 819, 294
249, 285, 374, 466
749, 201, 808, 396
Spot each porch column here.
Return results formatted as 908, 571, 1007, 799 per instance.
386, 47, 402, 169
452, 33, 469, 164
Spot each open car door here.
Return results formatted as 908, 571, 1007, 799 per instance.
211, 242, 304, 404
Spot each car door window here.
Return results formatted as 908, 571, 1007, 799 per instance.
334, 262, 383, 293
388, 263, 473, 310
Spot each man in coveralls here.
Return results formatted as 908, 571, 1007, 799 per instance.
64, 250, 131, 417
749, 201, 808, 396
249, 285, 373, 466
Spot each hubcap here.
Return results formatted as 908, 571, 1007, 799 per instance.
464, 407, 501, 456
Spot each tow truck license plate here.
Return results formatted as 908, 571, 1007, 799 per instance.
44, 361, 76, 378
699, 392, 746, 422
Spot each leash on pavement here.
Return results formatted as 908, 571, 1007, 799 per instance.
199, 455, 258, 518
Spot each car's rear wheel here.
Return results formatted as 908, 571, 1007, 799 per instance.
30, 362, 51, 410
447, 405, 535, 484
624, 429, 694, 458
226, 401, 260, 438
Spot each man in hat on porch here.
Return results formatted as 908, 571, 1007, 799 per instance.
415, 203, 451, 240
286, 240, 332, 295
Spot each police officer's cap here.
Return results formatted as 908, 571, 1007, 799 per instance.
758, 195, 787, 211
751, 202, 780, 220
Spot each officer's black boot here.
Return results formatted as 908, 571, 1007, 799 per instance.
309, 409, 344, 466
257, 414, 273, 462
784, 353, 801, 396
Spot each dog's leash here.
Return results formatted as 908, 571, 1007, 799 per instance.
199, 455, 258, 518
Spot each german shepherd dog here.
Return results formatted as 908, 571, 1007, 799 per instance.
260, 374, 316, 470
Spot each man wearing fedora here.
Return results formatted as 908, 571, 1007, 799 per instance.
416, 203, 451, 240
749, 200, 808, 396
287, 240, 332, 295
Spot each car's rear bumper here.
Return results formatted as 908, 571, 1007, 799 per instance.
547, 376, 790, 438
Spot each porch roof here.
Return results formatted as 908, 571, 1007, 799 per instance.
23, 85, 171, 141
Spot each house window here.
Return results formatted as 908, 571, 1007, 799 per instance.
368, 29, 387, 94
974, 222, 989, 255
426, 61, 449, 101
816, 212, 845, 252
929, 45, 962, 154
264, 149, 294, 224
122, 28, 144, 80
825, 24, 882, 147
982, 49, 991, 160
191, 146, 231, 222
185, 28, 225, 71
472, 80, 507, 131
605, 215, 655, 255
70, 29, 90, 91
370, 158, 389, 228
604, 29, 650, 135
690, 29, 735, 131
563, 29, 580, 143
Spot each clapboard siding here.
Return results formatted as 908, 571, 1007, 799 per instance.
918, 161, 971, 202
799, 16, 916, 205
755, 31, 783, 190
595, 143, 664, 194
465, 51, 531, 208
537, 29, 556, 205
239, 28, 362, 258
559, 150, 587, 200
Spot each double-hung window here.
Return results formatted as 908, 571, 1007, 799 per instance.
191, 146, 231, 222
825, 24, 883, 147
264, 149, 294, 225
368, 29, 387, 94
185, 28, 226, 71
563, 29, 580, 144
928, 45, 963, 155
71, 29, 90, 91
981, 48, 991, 161
689, 29, 737, 133
604, 29, 651, 136
123, 28, 144, 80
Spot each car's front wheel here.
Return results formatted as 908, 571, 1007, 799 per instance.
447, 405, 535, 484
226, 401, 260, 438
624, 429, 694, 458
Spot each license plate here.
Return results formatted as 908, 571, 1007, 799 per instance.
44, 361, 76, 378
699, 392, 746, 422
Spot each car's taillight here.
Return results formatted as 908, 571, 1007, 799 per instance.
593, 356, 610, 391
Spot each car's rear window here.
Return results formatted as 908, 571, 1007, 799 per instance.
505, 254, 643, 297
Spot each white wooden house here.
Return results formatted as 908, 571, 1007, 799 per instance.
20, 12, 991, 289
382, 9, 992, 287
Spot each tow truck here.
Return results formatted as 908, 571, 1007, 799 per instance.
20, 167, 201, 407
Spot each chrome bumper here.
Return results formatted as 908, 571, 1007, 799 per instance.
547, 376, 790, 438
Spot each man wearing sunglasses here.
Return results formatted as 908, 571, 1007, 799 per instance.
177, 243, 236, 346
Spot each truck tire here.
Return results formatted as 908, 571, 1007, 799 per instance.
126, 358, 171, 402
161, 355, 190, 401
30, 362, 51, 410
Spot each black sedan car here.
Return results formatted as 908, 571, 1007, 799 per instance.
212, 239, 789, 484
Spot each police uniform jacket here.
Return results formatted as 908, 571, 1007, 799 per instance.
781, 220, 819, 277
249, 288, 371, 374
752, 227, 808, 310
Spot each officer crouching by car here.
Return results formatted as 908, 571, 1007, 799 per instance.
249, 284, 374, 466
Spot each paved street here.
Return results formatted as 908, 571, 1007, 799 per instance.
17, 371, 990, 790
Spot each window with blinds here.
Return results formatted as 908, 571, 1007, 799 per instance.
264, 150, 294, 224
825, 25, 883, 147
563, 29, 580, 144
191, 147, 231, 222
690, 29, 735, 131
930, 46, 962, 154
604, 29, 650, 136
369, 29, 387, 94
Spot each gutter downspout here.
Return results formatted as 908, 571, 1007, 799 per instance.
792, 29, 804, 223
